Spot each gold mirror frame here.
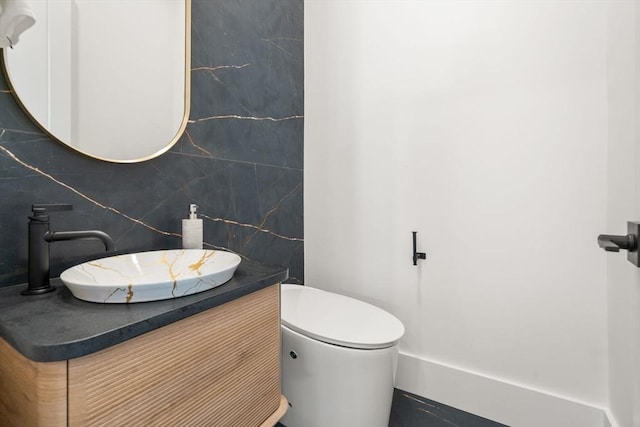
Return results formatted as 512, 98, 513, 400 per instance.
1, 0, 191, 163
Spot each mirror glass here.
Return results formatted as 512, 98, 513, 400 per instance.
2, 0, 190, 163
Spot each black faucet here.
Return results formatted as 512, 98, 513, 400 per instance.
23, 204, 116, 296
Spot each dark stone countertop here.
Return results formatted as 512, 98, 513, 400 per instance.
0, 261, 288, 362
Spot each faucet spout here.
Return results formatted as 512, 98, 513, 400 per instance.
23, 203, 116, 296
45, 230, 116, 251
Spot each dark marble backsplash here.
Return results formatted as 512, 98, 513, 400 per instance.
0, 0, 303, 287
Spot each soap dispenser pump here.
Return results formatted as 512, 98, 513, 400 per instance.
182, 204, 203, 249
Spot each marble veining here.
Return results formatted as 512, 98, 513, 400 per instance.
183, 130, 213, 157
0, 137, 181, 238
0, 0, 303, 287
189, 114, 304, 123
60, 249, 241, 303
0, 128, 301, 255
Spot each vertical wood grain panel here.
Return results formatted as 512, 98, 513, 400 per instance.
68, 284, 281, 426
0, 337, 67, 427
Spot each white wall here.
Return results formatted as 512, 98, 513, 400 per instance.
305, 1, 610, 425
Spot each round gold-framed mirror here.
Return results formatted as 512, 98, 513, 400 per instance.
2, 0, 191, 163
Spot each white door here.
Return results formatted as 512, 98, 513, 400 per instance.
605, 3, 640, 427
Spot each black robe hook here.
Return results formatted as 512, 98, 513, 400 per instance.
412, 231, 426, 265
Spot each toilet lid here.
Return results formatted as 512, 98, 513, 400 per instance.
280, 284, 405, 350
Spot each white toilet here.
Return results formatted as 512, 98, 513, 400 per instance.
280, 284, 405, 427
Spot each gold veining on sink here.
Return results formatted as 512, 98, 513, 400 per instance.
159, 251, 181, 296
181, 279, 209, 296
104, 287, 127, 303
188, 250, 216, 274
85, 261, 136, 281
157, 250, 218, 297
126, 285, 134, 303
103, 284, 135, 303
61, 249, 241, 303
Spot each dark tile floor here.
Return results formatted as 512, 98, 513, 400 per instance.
277, 388, 508, 427
389, 389, 508, 427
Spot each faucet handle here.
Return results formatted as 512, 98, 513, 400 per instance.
32, 204, 73, 215
31, 204, 73, 221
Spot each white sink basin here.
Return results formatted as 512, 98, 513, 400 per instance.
60, 249, 241, 303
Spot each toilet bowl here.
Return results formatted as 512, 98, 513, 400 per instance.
280, 284, 405, 427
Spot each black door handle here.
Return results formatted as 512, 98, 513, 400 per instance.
598, 222, 640, 267
597, 234, 636, 252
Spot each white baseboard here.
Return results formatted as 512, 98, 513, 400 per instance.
395, 352, 612, 427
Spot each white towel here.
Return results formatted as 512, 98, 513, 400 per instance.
0, 0, 36, 49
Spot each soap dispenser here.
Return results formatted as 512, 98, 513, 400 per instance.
182, 204, 203, 249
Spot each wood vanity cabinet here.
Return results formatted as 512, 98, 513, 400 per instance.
0, 284, 286, 426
